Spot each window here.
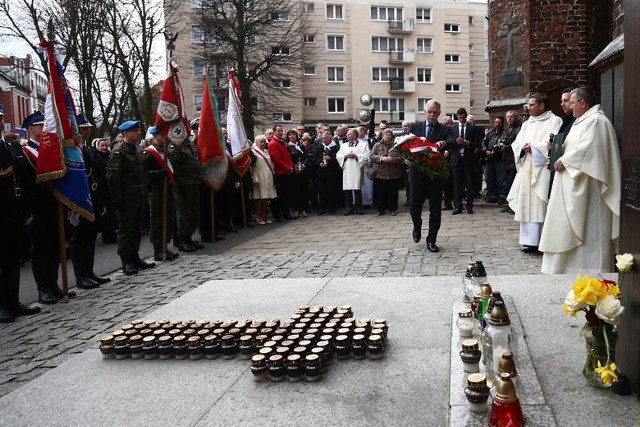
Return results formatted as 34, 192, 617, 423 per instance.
193, 59, 208, 78
373, 98, 404, 113
327, 35, 344, 51
326, 4, 343, 19
416, 7, 431, 23
194, 95, 203, 113
416, 68, 433, 83
469, 16, 473, 25
445, 83, 461, 92
371, 36, 404, 52
328, 97, 346, 113
470, 100, 475, 109
272, 79, 291, 88
327, 66, 345, 82
273, 112, 292, 122
272, 46, 290, 55
469, 71, 474, 81
271, 11, 289, 21
416, 37, 432, 53
304, 35, 315, 43
192, 26, 216, 43
417, 97, 433, 113
469, 44, 474, 52
446, 113, 459, 121
304, 97, 317, 107
485, 43, 489, 59
371, 6, 403, 21
304, 66, 316, 75
372, 67, 402, 82
444, 23, 460, 33
486, 99, 491, 106
444, 54, 460, 63
485, 72, 490, 88
303, 2, 314, 13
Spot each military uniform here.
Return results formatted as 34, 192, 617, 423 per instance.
0, 132, 41, 320
107, 121, 155, 275
142, 131, 179, 261
168, 139, 202, 251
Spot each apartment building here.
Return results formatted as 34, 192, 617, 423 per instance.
165, 0, 489, 133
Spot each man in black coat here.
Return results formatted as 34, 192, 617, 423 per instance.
447, 108, 481, 215
408, 99, 451, 252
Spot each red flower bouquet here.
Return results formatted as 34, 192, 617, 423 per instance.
392, 134, 449, 180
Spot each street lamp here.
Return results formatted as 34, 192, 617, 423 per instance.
358, 93, 376, 139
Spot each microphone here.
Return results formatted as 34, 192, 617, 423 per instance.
547, 133, 555, 169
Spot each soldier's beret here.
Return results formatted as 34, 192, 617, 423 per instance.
117, 120, 141, 132
77, 114, 93, 128
148, 126, 159, 135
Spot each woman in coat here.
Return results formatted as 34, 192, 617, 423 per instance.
369, 128, 404, 215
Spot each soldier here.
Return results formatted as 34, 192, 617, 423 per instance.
142, 127, 179, 262
168, 127, 204, 252
0, 109, 41, 321
69, 114, 110, 289
21, 112, 75, 303
106, 120, 155, 275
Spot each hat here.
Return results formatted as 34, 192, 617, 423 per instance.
77, 114, 93, 128
22, 111, 45, 129
148, 126, 159, 135
190, 118, 199, 129
0, 105, 4, 116
117, 120, 141, 132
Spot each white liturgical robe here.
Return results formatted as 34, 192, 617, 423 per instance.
336, 140, 369, 190
506, 110, 562, 246
540, 105, 621, 274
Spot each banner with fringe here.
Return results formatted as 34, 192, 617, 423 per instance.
227, 69, 251, 176
198, 69, 228, 190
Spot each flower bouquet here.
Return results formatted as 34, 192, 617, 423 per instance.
391, 134, 449, 180
562, 254, 632, 387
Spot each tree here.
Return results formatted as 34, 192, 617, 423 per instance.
173, 0, 316, 139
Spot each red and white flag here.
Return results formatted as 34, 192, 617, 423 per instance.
155, 62, 190, 144
227, 69, 251, 176
198, 69, 228, 190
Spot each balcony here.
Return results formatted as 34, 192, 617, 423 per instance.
388, 19, 415, 34
388, 50, 415, 64
389, 78, 416, 93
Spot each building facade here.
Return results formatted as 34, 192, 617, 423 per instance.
165, 0, 489, 133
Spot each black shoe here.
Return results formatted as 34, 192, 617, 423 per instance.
153, 250, 164, 262
357, 209, 365, 215
122, 262, 138, 276
497, 197, 508, 206
521, 246, 539, 253
178, 243, 197, 252
318, 210, 326, 215
89, 274, 111, 285
76, 277, 100, 289
486, 197, 499, 203
452, 209, 463, 215
412, 228, 421, 243
467, 208, 474, 214
38, 288, 58, 304
427, 242, 440, 253
166, 250, 179, 261
344, 210, 354, 216
49, 286, 77, 299
14, 303, 41, 316
190, 241, 205, 249
501, 206, 514, 214
134, 258, 155, 269
0, 306, 14, 323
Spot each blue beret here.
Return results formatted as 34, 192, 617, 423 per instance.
77, 114, 92, 127
0, 105, 4, 116
118, 120, 141, 132
22, 112, 45, 129
148, 126, 159, 135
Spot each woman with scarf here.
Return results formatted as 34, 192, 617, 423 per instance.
250, 135, 277, 224
90, 138, 118, 243
369, 128, 404, 216
286, 129, 307, 218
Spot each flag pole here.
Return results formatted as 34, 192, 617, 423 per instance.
57, 200, 69, 302
161, 137, 168, 261
239, 179, 247, 228
210, 187, 216, 240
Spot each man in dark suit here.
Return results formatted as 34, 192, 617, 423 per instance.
447, 108, 481, 215
408, 99, 451, 252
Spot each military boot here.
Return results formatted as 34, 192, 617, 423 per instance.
85, 243, 110, 284
121, 256, 139, 276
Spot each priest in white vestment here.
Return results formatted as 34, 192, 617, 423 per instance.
337, 128, 369, 215
506, 93, 562, 251
540, 88, 621, 274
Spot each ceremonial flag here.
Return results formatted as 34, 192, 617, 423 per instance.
227, 69, 251, 176
155, 62, 191, 144
198, 69, 228, 190
37, 39, 94, 221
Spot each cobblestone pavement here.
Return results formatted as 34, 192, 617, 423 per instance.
0, 201, 543, 397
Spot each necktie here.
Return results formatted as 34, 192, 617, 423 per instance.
460, 125, 465, 157
425, 123, 431, 138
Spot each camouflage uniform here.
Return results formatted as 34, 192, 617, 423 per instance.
168, 139, 202, 250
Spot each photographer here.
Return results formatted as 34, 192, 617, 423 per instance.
481, 116, 507, 204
